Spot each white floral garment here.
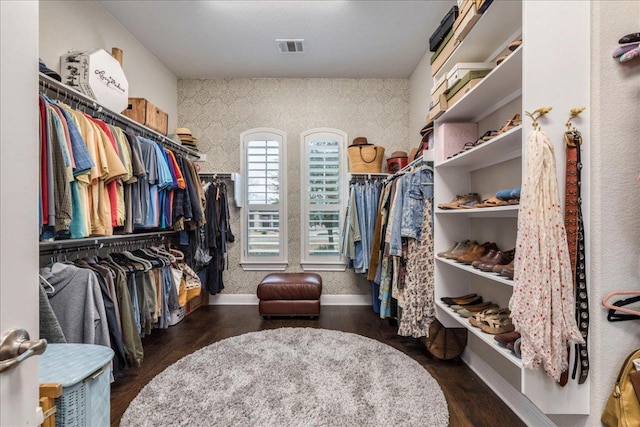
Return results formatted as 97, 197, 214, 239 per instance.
509, 128, 584, 381
398, 201, 435, 338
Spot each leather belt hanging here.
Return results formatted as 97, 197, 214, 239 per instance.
564, 130, 589, 385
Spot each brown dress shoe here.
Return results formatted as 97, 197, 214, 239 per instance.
446, 240, 477, 260
455, 243, 484, 264
500, 260, 515, 279
494, 330, 521, 346
457, 242, 498, 265
478, 249, 514, 272
472, 249, 499, 269
438, 240, 470, 258
437, 242, 458, 258
491, 250, 516, 273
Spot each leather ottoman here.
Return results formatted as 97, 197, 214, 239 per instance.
257, 273, 322, 318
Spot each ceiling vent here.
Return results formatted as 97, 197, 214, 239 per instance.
277, 39, 304, 53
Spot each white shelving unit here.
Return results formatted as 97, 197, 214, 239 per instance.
435, 204, 519, 218
431, 0, 591, 422
433, 0, 522, 82
437, 125, 522, 171
435, 300, 522, 367
436, 256, 515, 287
439, 46, 523, 123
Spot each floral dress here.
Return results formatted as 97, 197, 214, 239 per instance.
398, 201, 435, 338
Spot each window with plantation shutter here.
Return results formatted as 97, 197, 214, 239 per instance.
300, 129, 348, 271
240, 129, 288, 270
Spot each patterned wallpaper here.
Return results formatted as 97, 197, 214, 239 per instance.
178, 78, 410, 295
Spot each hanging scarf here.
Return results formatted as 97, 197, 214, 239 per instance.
509, 128, 584, 381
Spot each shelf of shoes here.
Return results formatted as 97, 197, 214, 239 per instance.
435, 300, 523, 368
439, 45, 522, 124
436, 125, 522, 171
436, 256, 515, 287
435, 204, 519, 218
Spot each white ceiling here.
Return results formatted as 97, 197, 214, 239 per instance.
97, 0, 455, 79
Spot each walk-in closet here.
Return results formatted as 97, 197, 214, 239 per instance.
1, 1, 638, 427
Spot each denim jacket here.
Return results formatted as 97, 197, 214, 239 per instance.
401, 168, 433, 240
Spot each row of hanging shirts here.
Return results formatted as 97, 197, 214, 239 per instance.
39, 244, 202, 380
39, 94, 206, 241
343, 161, 437, 338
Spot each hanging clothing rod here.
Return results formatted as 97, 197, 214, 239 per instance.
199, 172, 234, 180
39, 73, 200, 160
348, 172, 389, 182
385, 155, 433, 182
39, 231, 176, 254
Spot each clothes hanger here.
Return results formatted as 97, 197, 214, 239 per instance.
168, 247, 184, 261
147, 246, 175, 263
607, 294, 640, 321
122, 250, 154, 271
39, 274, 55, 294
108, 252, 137, 273
133, 248, 167, 267
602, 289, 640, 317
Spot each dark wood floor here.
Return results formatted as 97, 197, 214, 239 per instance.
110, 305, 525, 427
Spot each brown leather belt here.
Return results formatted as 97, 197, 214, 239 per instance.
564, 130, 589, 385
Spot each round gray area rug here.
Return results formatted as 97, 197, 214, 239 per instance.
121, 328, 449, 426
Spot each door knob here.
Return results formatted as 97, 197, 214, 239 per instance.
0, 328, 47, 373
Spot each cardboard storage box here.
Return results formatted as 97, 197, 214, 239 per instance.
430, 30, 460, 76
427, 94, 448, 123
430, 77, 448, 109
454, 2, 481, 43
431, 73, 447, 94
446, 63, 493, 89
446, 78, 483, 107
459, 0, 475, 17
445, 69, 491, 107
122, 98, 169, 135
438, 122, 478, 161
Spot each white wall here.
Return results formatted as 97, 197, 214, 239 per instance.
179, 78, 411, 296
409, 50, 434, 144
38, 0, 178, 131
582, 0, 640, 425
552, 3, 640, 425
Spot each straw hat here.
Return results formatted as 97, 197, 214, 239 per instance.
174, 127, 199, 146
389, 151, 408, 159
175, 127, 196, 136
349, 136, 371, 147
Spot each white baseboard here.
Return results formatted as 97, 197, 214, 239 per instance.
320, 294, 370, 305
461, 350, 556, 427
207, 294, 370, 306
207, 294, 259, 305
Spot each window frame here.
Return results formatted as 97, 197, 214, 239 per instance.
240, 128, 288, 271
300, 128, 348, 271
